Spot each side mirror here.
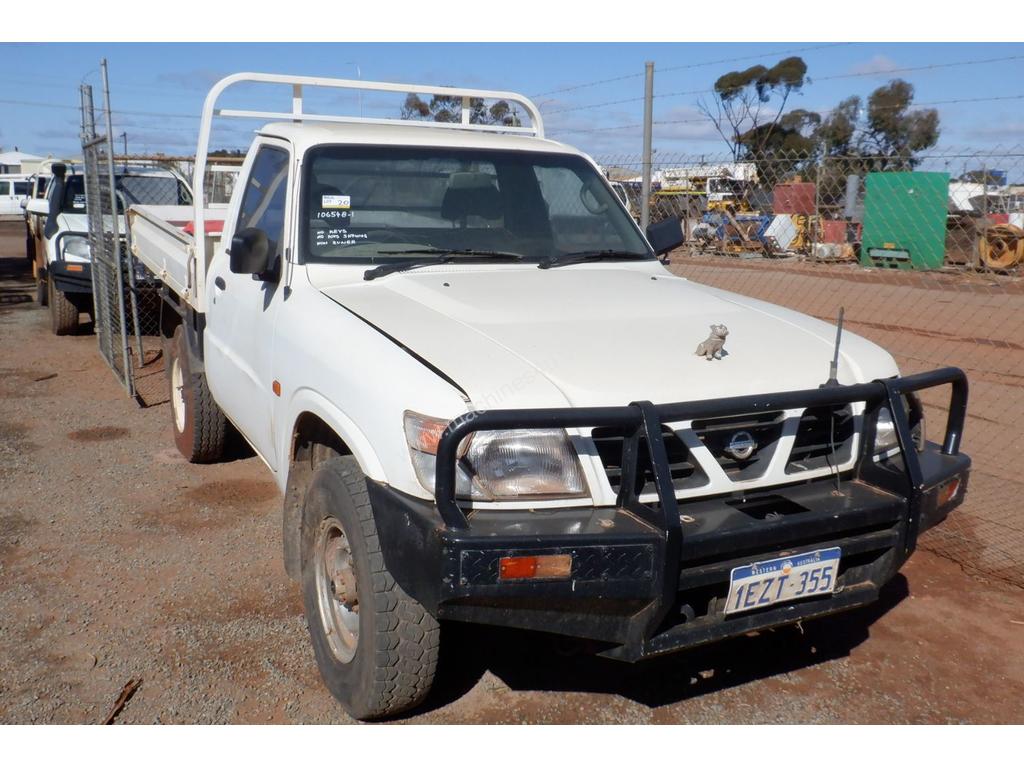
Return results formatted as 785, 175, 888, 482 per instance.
646, 217, 684, 257
27, 199, 49, 215
229, 227, 272, 276
20, 198, 28, 210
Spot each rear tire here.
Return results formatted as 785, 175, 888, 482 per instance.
301, 456, 439, 720
48, 280, 79, 336
168, 325, 227, 462
36, 269, 48, 307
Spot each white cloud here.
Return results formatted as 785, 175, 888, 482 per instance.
847, 54, 899, 77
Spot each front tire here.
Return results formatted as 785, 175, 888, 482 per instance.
168, 326, 227, 462
48, 279, 79, 335
301, 456, 439, 720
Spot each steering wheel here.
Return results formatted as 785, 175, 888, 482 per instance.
364, 229, 408, 243
579, 183, 609, 215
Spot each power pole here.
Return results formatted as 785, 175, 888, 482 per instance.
640, 61, 654, 232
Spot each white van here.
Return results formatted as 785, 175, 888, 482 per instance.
0, 174, 31, 219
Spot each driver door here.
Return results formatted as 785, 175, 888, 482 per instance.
204, 140, 292, 468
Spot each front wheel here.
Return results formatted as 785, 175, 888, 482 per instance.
301, 456, 439, 720
48, 280, 79, 335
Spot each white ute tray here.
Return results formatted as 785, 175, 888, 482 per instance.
128, 204, 227, 302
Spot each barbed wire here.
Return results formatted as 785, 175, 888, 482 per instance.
531, 43, 854, 98
552, 93, 1024, 135
542, 52, 1024, 117
0, 97, 201, 120
813, 53, 1024, 82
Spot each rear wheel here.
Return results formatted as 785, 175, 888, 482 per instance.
48, 279, 79, 336
35, 262, 48, 307
168, 325, 227, 462
301, 456, 439, 720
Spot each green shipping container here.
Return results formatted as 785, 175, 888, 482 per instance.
860, 171, 949, 270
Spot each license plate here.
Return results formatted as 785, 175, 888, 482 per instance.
725, 547, 840, 615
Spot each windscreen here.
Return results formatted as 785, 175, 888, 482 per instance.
303, 146, 651, 263
61, 173, 192, 213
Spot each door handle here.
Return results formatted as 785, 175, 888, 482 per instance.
214, 276, 226, 291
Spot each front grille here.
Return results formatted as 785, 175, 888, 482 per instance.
786, 404, 855, 473
692, 411, 785, 481
592, 424, 704, 497
591, 404, 857, 500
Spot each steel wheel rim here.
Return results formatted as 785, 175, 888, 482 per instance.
314, 519, 360, 663
171, 357, 186, 433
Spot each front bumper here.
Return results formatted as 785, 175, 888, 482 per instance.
48, 261, 94, 294
373, 368, 970, 661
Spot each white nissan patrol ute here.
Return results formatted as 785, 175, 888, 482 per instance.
125, 73, 971, 720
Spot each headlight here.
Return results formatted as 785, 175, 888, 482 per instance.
62, 235, 91, 260
873, 395, 926, 458
404, 411, 587, 501
874, 406, 898, 456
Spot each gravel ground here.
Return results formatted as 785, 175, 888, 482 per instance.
1, 221, 1023, 724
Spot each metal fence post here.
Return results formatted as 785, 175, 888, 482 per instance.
640, 61, 654, 232
813, 141, 828, 256
99, 59, 135, 397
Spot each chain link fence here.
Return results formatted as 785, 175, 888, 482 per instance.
80, 86, 203, 406
599, 145, 1024, 586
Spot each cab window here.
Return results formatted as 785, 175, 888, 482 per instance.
236, 146, 290, 263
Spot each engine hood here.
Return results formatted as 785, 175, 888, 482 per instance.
57, 213, 127, 235
311, 262, 898, 410
57, 213, 92, 233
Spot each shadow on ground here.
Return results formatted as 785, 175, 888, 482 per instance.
417, 575, 909, 715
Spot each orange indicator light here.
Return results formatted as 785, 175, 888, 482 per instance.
938, 478, 961, 506
499, 554, 573, 581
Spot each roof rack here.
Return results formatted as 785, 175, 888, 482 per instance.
190, 72, 545, 295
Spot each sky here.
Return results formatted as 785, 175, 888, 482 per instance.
2, 42, 1023, 166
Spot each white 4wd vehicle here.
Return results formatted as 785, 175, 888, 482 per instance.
128, 73, 971, 720
26, 162, 191, 335
0, 174, 31, 219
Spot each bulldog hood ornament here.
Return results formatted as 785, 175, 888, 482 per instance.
695, 324, 729, 360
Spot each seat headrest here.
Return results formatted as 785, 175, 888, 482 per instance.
441, 172, 502, 221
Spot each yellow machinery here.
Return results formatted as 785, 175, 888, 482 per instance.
651, 162, 758, 219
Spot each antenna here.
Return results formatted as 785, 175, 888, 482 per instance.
821, 306, 846, 495
824, 307, 845, 387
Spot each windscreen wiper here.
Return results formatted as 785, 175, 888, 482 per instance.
363, 249, 525, 281
538, 250, 651, 269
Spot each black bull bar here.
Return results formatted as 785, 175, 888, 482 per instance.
423, 367, 969, 658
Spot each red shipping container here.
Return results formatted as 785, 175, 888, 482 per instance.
773, 182, 816, 215
821, 220, 847, 244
